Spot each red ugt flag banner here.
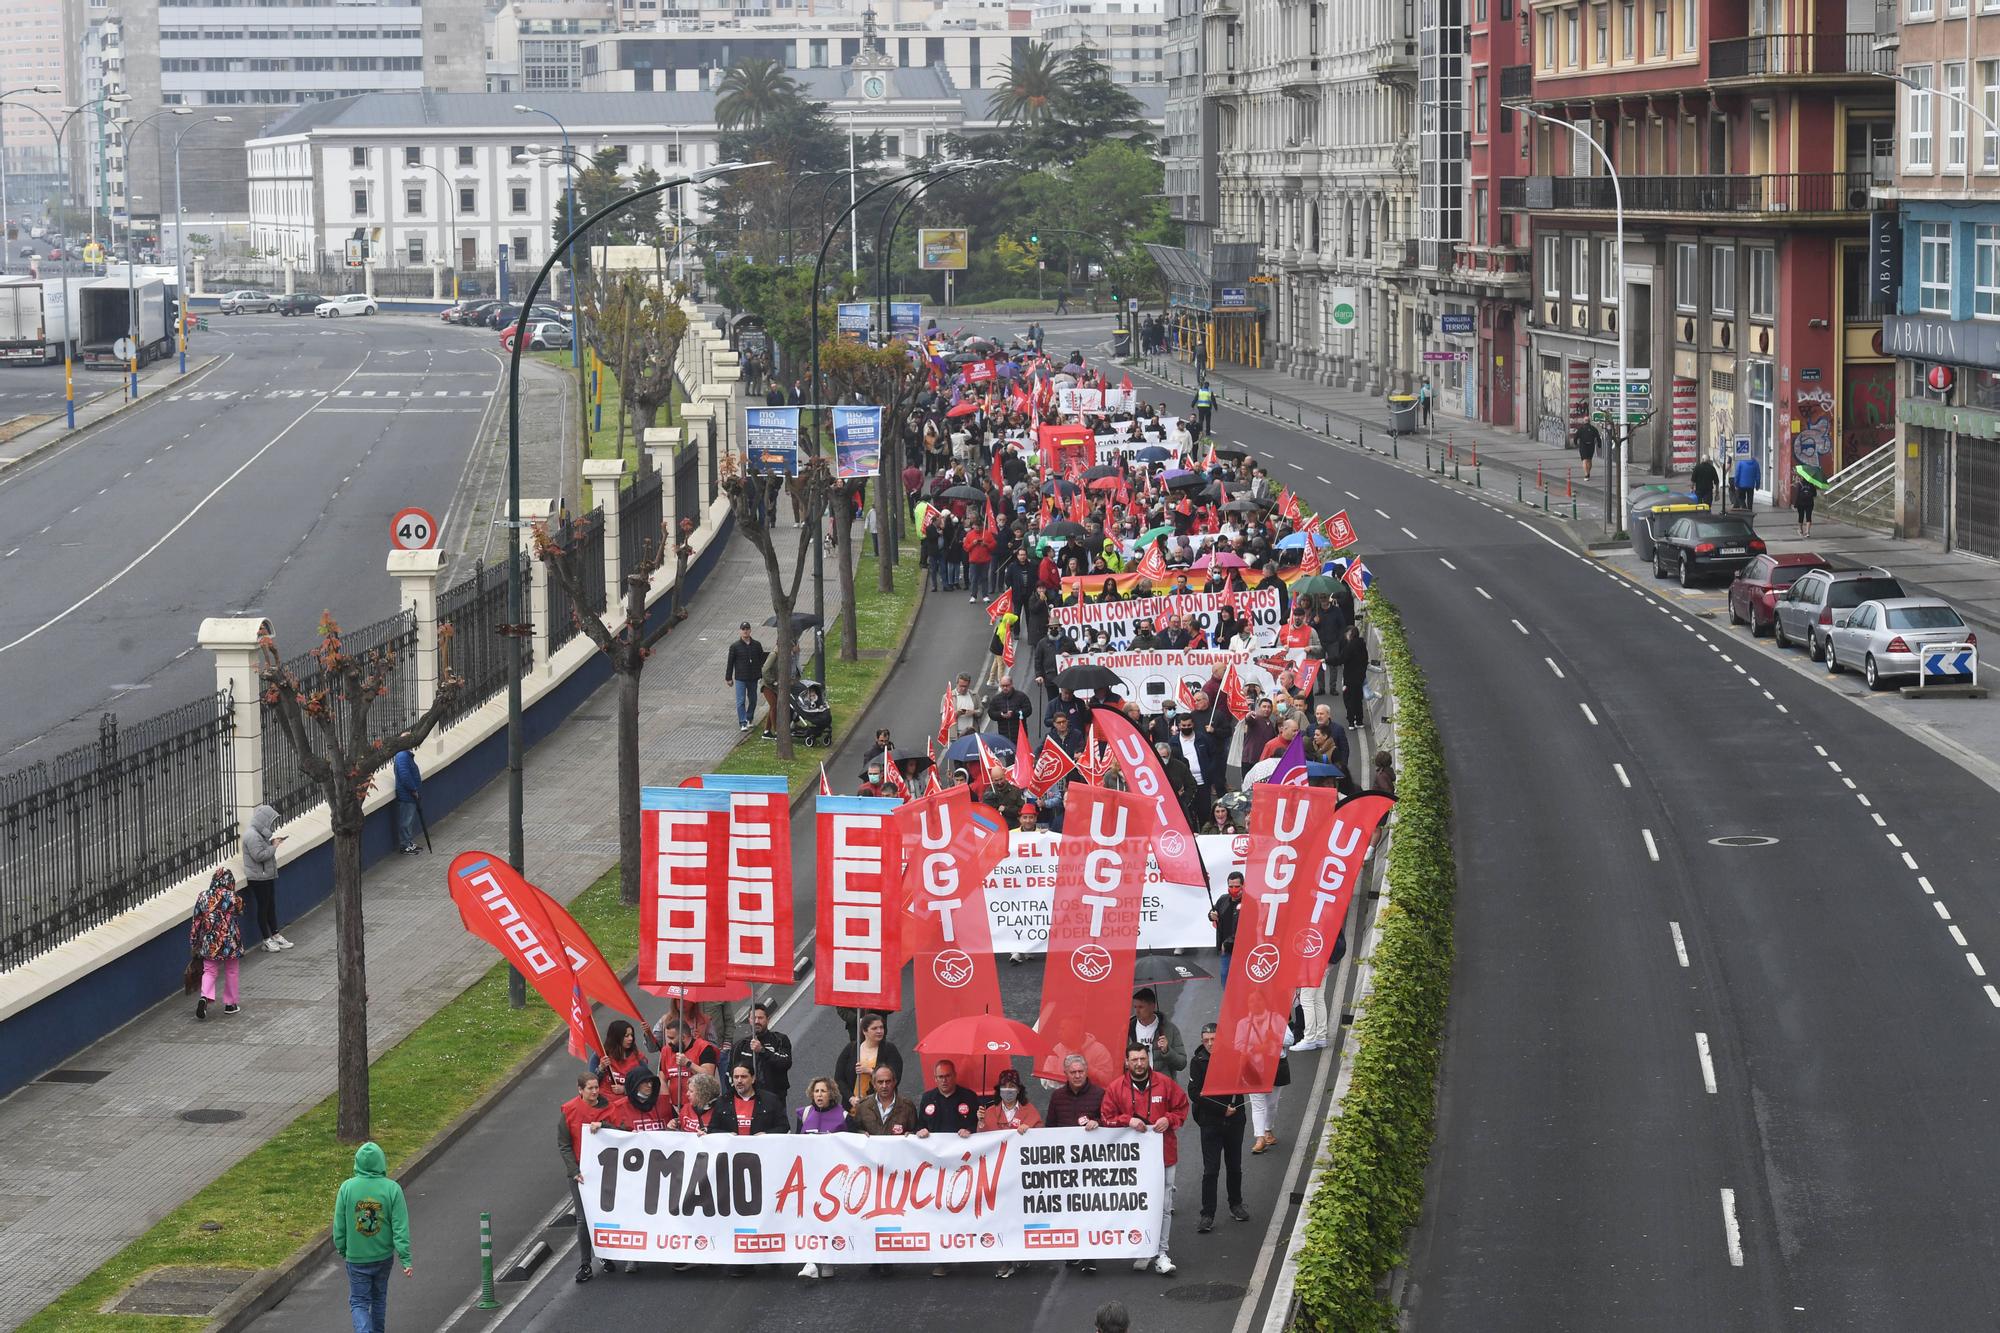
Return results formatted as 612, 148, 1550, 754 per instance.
700, 774, 795, 986
814, 795, 904, 1012
1322, 509, 1358, 550
638, 786, 748, 1001
894, 786, 1010, 1092
1087, 706, 1206, 888
1295, 794, 1394, 987
1033, 785, 1151, 1080
448, 852, 605, 1063
1204, 785, 1340, 1094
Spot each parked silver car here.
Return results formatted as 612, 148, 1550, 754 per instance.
1772, 567, 1905, 661
1824, 597, 1977, 689
219, 288, 275, 314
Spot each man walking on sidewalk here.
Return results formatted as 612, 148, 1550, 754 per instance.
1418, 377, 1433, 431
332, 1141, 412, 1333
1572, 418, 1600, 482
724, 621, 768, 733
392, 748, 422, 855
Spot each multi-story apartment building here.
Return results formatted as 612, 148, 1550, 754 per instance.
1161, 0, 1211, 258
1029, 0, 1164, 86
0, 0, 65, 189
489, 0, 621, 94
582, 11, 1032, 92
1496, 0, 1892, 491
1882, 0, 2000, 557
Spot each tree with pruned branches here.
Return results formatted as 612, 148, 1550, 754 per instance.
259, 615, 463, 1143
721, 453, 834, 759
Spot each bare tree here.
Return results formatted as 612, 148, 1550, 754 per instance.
721, 453, 833, 760
580, 270, 691, 434
816, 339, 924, 652
259, 615, 463, 1143
533, 507, 688, 907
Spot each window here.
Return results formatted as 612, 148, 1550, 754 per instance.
1947, 63, 1969, 170
1906, 65, 1934, 171
1620, 0, 1635, 56
406, 235, 424, 264
511, 235, 528, 261
1983, 62, 2000, 168
1540, 11, 1556, 67
1474, 186, 1488, 244
1571, 237, 1590, 299
350, 145, 366, 167
459, 186, 475, 213
509, 144, 528, 162
1474, 75, 1487, 133
1920, 221, 1953, 314
1747, 359, 1774, 488
510, 186, 528, 213
667, 143, 682, 163
1748, 247, 1774, 320
1564, 7, 1579, 65
1601, 238, 1620, 303
1909, 0, 1933, 17
1675, 241, 1698, 311
1977, 224, 2000, 317
1651, 0, 1666, 54
1593, 4, 1607, 62
457, 145, 474, 167
1710, 245, 1735, 315
1950, 0, 1967, 14
404, 146, 421, 167
405, 186, 422, 215
1680, 0, 1695, 47
1543, 235, 1561, 297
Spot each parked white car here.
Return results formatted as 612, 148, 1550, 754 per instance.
315, 293, 379, 318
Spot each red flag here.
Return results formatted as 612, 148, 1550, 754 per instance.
1322, 509, 1358, 550
985, 588, 1014, 625
1087, 706, 1206, 887
990, 448, 1005, 492
974, 732, 1007, 782
937, 685, 956, 747
1176, 676, 1201, 712
1277, 489, 1302, 522
449, 852, 606, 1064
1033, 784, 1151, 1080
818, 764, 833, 796
530, 883, 646, 1027
1176, 495, 1192, 516
1119, 372, 1133, 393
1343, 557, 1374, 605
894, 788, 1011, 1093
1012, 720, 1037, 790
1205, 785, 1342, 1094
700, 774, 795, 987
1295, 794, 1395, 987
1220, 661, 1252, 720
1031, 736, 1076, 794
1135, 542, 1169, 582
814, 795, 904, 1012
884, 758, 913, 800
1068, 494, 1089, 526
1299, 534, 1323, 576
927, 766, 946, 796
638, 786, 749, 1002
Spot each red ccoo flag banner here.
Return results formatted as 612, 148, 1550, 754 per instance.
814, 795, 904, 1012
1088, 705, 1206, 887
638, 787, 748, 1002
1322, 509, 1358, 550
1033, 784, 1151, 1081
700, 774, 796, 986
894, 786, 1010, 1092
1203, 784, 1340, 1095
448, 852, 605, 1063
1295, 794, 1394, 987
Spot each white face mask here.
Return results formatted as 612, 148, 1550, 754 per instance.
999, 1086, 1019, 1103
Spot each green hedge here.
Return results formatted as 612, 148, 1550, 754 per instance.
1292, 597, 1457, 1331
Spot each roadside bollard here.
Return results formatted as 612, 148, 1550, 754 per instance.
1425, 440, 1432, 470
1517, 474, 1523, 503
1567, 466, 1573, 499
478, 1210, 499, 1310
1473, 445, 1481, 488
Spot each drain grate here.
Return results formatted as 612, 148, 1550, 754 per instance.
178, 1109, 245, 1124
1166, 1281, 1249, 1304
109, 1266, 254, 1317
38, 1069, 110, 1085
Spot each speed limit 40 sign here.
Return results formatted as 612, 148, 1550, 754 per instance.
391, 507, 439, 551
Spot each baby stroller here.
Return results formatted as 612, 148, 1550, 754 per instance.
790, 678, 833, 747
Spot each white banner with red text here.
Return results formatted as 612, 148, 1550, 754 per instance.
1053, 648, 1316, 713
1049, 588, 1281, 648
578, 1126, 1165, 1265
983, 830, 1247, 952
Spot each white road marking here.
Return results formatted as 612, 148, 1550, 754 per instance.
1733, 665, 1747, 675
1935, 902, 1952, 921
1286, 461, 1304, 471
1920, 876, 1936, 895
1546, 657, 1565, 679
1695, 1033, 1717, 1093
1614, 763, 1631, 788
1438, 557, 1456, 570
1904, 851, 1920, 870
1642, 829, 1659, 862
1871, 814, 1887, 826
1475, 586, 1492, 600
1720, 654, 1732, 663
1344, 490, 1360, 500
1315, 475, 1330, 484
1858, 793, 1872, 807
1951, 925, 1968, 947
2, 548, 14, 558
1887, 833, 1903, 848
1842, 778, 1856, 790
1670, 921, 1689, 967
1511, 619, 1529, 635
1374, 508, 1391, 520
1827, 761, 1842, 774
1776, 704, 1789, 714
1720, 1190, 1744, 1266
1986, 985, 2000, 1008
1580, 703, 1599, 725
1813, 744, 1828, 756
1748, 676, 1761, 687
1401, 526, 1419, 541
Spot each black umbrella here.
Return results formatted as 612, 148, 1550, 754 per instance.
949, 351, 982, 364
941, 732, 1016, 765
1082, 463, 1121, 481
1042, 477, 1081, 498
765, 611, 822, 630
941, 484, 988, 502
1221, 498, 1265, 513
1055, 663, 1125, 696
888, 747, 933, 777
1200, 480, 1244, 502
1132, 954, 1213, 986
1214, 444, 1251, 459
1042, 519, 1089, 540
1164, 472, 1208, 493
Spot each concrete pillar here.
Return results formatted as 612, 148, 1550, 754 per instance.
282, 258, 295, 296
699, 385, 734, 461
431, 260, 444, 302
521, 499, 555, 672
644, 425, 684, 530
386, 548, 446, 712
192, 256, 205, 296
582, 456, 627, 616
364, 261, 376, 299
680, 399, 717, 520
198, 616, 271, 842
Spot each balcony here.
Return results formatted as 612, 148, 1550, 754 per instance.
1707, 32, 1895, 84
1498, 176, 1526, 210
1499, 63, 1533, 104
1529, 171, 1876, 220
1370, 36, 1416, 84
1452, 244, 1533, 295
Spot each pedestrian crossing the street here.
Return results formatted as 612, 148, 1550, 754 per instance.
163, 387, 491, 402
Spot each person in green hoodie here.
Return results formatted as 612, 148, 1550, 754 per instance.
332, 1141, 411, 1333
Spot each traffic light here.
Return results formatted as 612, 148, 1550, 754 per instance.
1029, 231, 1039, 245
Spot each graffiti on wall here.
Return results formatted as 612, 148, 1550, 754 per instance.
1841, 362, 1897, 470
1792, 384, 1835, 470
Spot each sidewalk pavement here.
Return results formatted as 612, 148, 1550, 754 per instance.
0, 520, 799, 1332
0, 352, 221, 474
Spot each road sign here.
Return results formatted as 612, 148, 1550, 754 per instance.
1921, 643, 1978, 683
112, 337, 134, 362
1439, 313, 1475, 335
391, 506, 439, 552
1590, 409, 1648, 424
1731, 434, 1753, 460
1220, 287, 1248, 306
1127, 297, 1139, 313
1590, 380, 1651, 396
1423, 350, 1466, 362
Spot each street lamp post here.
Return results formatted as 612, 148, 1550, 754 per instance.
1519, 105, 1628, 531
515, 107, 580, 365
411, 159, 460, 300
872, 173, 935, 342
117, 107, 191, 399
0, 87, 60, 277
171, 113, 230, 373
877, 162, 1002, 341
497, 160, 759, 1008
18, 100, 119, 427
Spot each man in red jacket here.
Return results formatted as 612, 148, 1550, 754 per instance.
1098, 1042, 1190, 1276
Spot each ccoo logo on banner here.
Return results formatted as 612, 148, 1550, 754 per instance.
579, 1127, 1165, 1264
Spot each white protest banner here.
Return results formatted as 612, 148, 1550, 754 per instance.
1049, 588, 1281, 647
983, 830, 1214, 951
1103, 387, 1137, 413
1058, 386, 1102, 415
1054, 648, 1317, 713
579, 1126, 1166, 1265
1094, 433, 1156, 464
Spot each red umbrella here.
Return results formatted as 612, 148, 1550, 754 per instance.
915, 1012, 1049, 1058
1086, 475, 1125, 492
1194, 551, 1251, 570
946, 399, 980, 418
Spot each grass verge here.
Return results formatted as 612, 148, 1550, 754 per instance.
1292, 596, 1457, 1332
535, 350, 683, 479
22, 551, 925, 1332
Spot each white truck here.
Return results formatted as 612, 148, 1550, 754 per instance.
0, 277, 49, 362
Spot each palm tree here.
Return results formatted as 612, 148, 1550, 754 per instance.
716, 58, 803, 131
989, 41, 1068, 126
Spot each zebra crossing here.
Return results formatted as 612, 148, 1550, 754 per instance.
164, 387, 491, 402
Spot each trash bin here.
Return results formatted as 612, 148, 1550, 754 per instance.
1629, 497, 1707, 561
1112, 326, 1131, 358
1388, 394, 1418, 435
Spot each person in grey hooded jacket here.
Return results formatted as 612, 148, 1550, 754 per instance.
241, 803, 293, 951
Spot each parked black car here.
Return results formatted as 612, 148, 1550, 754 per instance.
273, 291, 327, 316
444, 299, 500, 325
1651, 514, 1766, 586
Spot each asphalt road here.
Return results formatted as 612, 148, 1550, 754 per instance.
0, 313, 508, 762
